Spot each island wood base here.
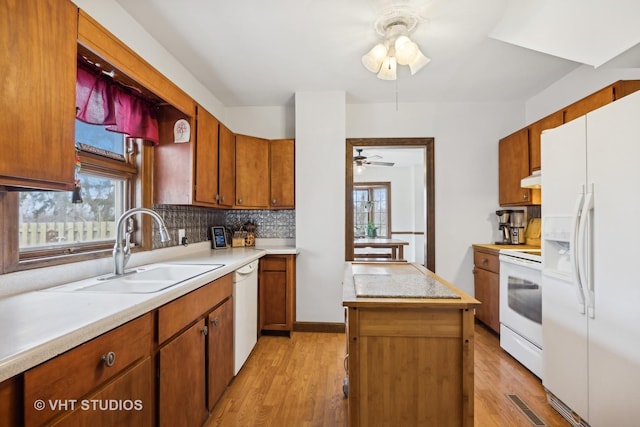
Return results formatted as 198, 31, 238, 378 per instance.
343, 263, 479, 427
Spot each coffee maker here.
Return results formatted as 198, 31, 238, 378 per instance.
495, 210, 513, 244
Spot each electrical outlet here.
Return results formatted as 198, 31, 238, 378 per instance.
178, 229, 186, 242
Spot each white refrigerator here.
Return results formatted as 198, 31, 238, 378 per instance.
541, 89, 640, 427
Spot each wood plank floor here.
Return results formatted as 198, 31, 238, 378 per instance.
206, 323, 571, 426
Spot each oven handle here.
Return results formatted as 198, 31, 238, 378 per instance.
570, 187, 586, 315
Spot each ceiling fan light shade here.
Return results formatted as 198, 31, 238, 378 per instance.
377, 56, 397, 80
408, 49, 431, 75
362, 43, 388, 73
394, 36, 419, 65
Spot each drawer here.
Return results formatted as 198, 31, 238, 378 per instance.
24, 313, 152, 427
260, 256, 287, 272
473, 250, 499, 274
158, 273, 232, 345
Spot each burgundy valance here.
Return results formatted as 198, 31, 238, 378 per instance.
76, 63, 159, 145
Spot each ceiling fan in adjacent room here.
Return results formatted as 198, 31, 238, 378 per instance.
353, 148, 395, 172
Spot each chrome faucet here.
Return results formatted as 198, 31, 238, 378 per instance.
113, 208, 170, 275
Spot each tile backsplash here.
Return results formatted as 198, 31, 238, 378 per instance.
152, 205, 295, 248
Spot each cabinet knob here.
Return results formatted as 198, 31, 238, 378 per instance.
237, 198, 243, 204
522, 192, 528, 199
215, 194, 220, 201
481, 258, 488, 264
272, 199, 277, 204
201, 325, 208, 336
101, 351, 116, 367
211, 317, 219, 326
220, 196, 225, 202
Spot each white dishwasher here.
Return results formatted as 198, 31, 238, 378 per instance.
233, 260, 259, 375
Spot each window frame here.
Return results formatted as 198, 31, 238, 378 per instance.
0, 139, 150, 274
353, 182, 392, 238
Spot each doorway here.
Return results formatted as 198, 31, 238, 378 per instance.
345, 138, 435, 272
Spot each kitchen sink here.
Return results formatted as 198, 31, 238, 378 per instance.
46, 263, 225, 294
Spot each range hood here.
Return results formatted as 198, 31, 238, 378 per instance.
521, 169, 541, 188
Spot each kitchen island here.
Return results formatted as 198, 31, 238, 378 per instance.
343, 262, 480, 427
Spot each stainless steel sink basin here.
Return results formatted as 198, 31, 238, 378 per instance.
46, 263, 225, 294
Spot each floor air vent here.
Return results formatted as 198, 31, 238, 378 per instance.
506, 394, 548, 426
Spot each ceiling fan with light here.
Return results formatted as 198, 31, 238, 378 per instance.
353, 148, 395, 168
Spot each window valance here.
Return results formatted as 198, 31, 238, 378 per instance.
76, 63, 159, 145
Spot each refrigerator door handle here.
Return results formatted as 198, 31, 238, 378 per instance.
578, 189, 594, 319
570, 188, 586, 314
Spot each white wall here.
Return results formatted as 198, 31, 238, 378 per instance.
295, 92, 346, 323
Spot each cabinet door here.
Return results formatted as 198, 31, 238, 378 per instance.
207, 299, 234, 410
473, 268, 500, 333
52, 358, 153, 427
235, 135, 269, 208
159, 321, 208, 427
259, 255, 295, 333
194, 106, 220, 205
269, 139, 295, 208
0, 0, 77, 190
218, 124, 235, 207
498, 128, 533, 206
0, 376, 22, 427
528, 111, 563, 172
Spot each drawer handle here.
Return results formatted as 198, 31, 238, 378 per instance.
101, 351, 116, 367
211, 317, 219, 326
481, 258, 488, 264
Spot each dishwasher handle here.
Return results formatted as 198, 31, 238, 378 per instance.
235, 260, 259, 275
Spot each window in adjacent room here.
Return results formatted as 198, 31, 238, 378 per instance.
353, 182, 391, 238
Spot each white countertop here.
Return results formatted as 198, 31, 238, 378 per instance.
0, 243, 297, 383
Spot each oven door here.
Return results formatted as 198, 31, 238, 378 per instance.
499, 254, 542, 348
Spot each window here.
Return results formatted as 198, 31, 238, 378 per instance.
14, 121, 139, 265
353, 182, 391, 238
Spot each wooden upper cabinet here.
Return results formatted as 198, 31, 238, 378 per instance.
563, 80, 640, 123
235, 135, 270, 208
499, 128, 534, 206
269, 139, 295, 209
528, 111, 563, 172
218, 124, 236, 207
154, 107, 196, 205
0, 0, 77, 191
194, 107, 220, 206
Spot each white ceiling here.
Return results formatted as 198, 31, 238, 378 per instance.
114, 0, 640, 108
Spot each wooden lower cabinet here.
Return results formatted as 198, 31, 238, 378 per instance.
207, 299, 234, 410
473, 247, 500, 333
13, 275, 236, 427
23, 313, 153, 426
159, 321, 208, 427
0, 375, 22, 427
259, 255, 296, 334
345, 305, 476, 427
157, 274, 233, 426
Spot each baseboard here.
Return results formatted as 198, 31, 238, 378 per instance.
293, 321, 345, 333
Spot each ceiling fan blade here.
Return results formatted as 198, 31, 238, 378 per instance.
366, 161, 395, 166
